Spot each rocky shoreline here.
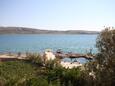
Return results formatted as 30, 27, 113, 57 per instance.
0, 49, 94, 69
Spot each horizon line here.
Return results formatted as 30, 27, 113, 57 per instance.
0, 25, 101, 32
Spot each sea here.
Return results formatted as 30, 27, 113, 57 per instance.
0, 34, 98, 63
0, 34, 97, 54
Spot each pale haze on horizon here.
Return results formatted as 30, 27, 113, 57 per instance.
0, 0, 115, 31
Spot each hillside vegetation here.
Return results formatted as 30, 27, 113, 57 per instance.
0, 27, 99, 34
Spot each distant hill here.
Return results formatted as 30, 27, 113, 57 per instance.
0, 27, 99, 34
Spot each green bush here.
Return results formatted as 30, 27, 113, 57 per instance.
26, 53, 43, 66
85, 27, 115, 86
95, 27, 115, 86
0, 61, 37, 86
25, 77, 49, 86
47, 66, 85, 86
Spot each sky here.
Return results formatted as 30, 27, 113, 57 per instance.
0, 0, 115, 31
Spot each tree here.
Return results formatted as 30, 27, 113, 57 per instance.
95, 27, 115, 86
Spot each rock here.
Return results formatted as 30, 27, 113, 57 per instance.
43, 49, 56, 61
60, 61, 82, 69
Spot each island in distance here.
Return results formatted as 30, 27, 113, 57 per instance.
0, 27, 99, 34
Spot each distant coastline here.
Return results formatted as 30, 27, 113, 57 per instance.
0, 27, 99, 34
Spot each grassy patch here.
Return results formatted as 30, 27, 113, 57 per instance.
0, 61, 39, 86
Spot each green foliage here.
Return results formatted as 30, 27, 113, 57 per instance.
0, 60, 85, 86
0, 61, 37, 86
47, 66, 85, 86
26, 52, 43, 66
45, 59, 61, 69
96, 28, 115, 65
85, 27, 115, 86
96, 27, 115, 86
25, 77, 49, 86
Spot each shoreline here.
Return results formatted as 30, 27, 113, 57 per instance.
0, 50, 94, 57
0, 51, 94, 69
0, 51, 94, 61
0, 53, 84, 69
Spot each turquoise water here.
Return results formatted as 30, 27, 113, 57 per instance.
0, 34, 97, 53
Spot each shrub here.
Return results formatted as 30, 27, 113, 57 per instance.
85, 27, 115, 86
95, 27, 115, 86
0, 61, 37, 86
26, 53, 43, 66
25, 77, 49, 86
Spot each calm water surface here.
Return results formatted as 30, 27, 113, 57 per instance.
0, 34, 97, 54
